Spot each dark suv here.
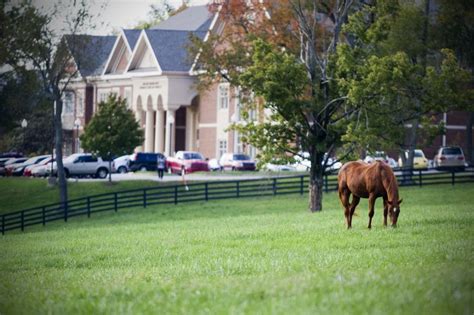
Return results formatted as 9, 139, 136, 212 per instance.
129, 152, 166, 172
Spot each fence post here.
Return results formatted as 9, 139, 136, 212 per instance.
273, 178, 277, 195
114, 193, 118, 212
21, 211, 24, 231
64, 201, 68, 222
300, 176, 304, 195
324, 175, 329, 193
237, 181, 240, 198
174, 186, 178, 204
419, 170, 422, 187
42, 206, 46, 226
87, 197, 91, 218
143, 190, 147, 208
451, 171, 455, 186
205, 183, 209, 201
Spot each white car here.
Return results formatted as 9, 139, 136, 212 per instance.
292, 152, 342, 173
264, 163, 297, 172
293, 152, 311, 171
219, 153, 256, 171
365, 151, 398, 168
113, 155, 131, 174
52, 153, 110, 178
208, 158, 222, 171
32, 161, 55, 177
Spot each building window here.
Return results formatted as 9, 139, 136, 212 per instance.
218, 83, 229, 109
218, 140, 227, 158
236, 132, 243, 153
63, 91, 74, 114
99, 91, 108, 103
76, 93, 84, 117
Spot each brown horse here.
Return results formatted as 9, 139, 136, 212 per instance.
338, 161, 403, 229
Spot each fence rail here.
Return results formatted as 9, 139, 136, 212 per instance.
2, 168, 473, 234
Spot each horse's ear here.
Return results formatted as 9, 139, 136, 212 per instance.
398, 199, 403, 205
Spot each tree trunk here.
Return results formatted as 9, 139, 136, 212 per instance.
309, 154, 324, 212
54, 96, 68, 205
309, 175, 323, 212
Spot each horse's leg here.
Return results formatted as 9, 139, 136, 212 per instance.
349, 195, 360, 228
383, 198, 388, 227
368, 194, 376, 229
340, 189, 351, 229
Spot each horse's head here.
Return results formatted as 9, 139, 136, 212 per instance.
388, 199, 403, 227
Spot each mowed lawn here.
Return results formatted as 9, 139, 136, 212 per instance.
0, 183, 473, 314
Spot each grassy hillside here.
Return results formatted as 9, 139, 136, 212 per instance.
1, 184, 473, 314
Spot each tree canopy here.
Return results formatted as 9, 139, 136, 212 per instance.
80, 94, 143, 182
192, 0, 472, 212
1, 0, 98, 204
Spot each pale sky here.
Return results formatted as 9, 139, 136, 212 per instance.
28, 0, 211, 35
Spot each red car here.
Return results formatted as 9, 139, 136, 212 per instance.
166, 151, 209, 174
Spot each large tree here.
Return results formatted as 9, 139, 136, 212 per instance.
80, 94, 143, 183
337, 0, 472, 176
1, 0, 97, 205
193, 0, 360, 212
193, 0, 471, 212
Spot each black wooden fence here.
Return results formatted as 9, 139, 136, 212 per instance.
2, 168, 473, 234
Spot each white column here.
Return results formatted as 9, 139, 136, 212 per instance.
135, 110, 143, 152
155, 109, 165, 153
186, 107, 194, 151
145, 109, 154, 152
165, 109, 176, 156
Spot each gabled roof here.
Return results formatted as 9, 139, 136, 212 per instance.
123, 29, 141, 51
144, 29, 206, 72
64, 35, 116, 77
151, 5, 214, 32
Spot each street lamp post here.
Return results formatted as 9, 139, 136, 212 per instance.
21, 118, 28, 154
74, 118, 81, 153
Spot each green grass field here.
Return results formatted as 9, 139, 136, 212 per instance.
0, 178, 162, 214
0, 182, 473, 314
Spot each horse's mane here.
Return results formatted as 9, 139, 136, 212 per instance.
378, 162, 399, 202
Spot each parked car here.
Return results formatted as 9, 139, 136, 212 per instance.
0, 157, 12, 167
433, 146, 465, 171
128, 152, 165, 172
398, 149, 428, 170
264, 162, 297, 172
11, 155, 50, 176
167, 151, 209, 174
208, 158, 222, 171
113, 155, 131, 173
52, 153, 110, 178
219, 153, 256, 171
364, 151, 398, 168
24, 156, 54, 177
292, 152, 342, 173
3, 157, 28, 176
32, 161, 55, 177
293, 152, 311, 171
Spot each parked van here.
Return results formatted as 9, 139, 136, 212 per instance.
129, 152, 166, 172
